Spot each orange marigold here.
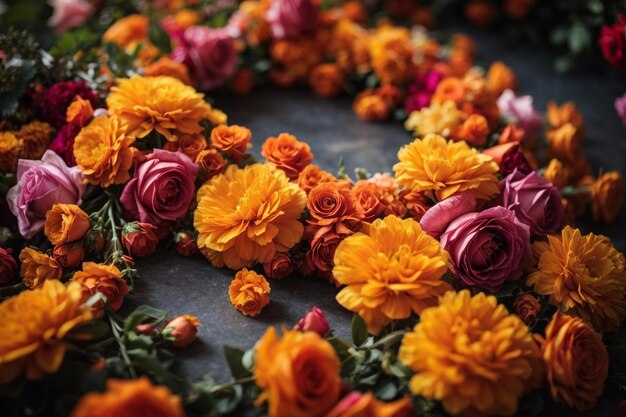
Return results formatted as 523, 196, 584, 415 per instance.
102, 14, 159, 64
333, 215, 451, 334
210, 124, 252, 161
0, 280, 93, 384
394, 134, 499, 202
72, 262, 130, 311
261, 133, 314, 180
527, 226, 626, 332
0, 131, 21, 173
195, 147, 226, 180
486, 60, 517, 97
450, 113, 489, 146
297, 164, 336, 194
353, 90, 390, 122
194, 163, 306, 269
106, 76, 211, 142
66, 96, 94, 127
19, 247, 62, 289
591, 171, 623, 223
71, 377, 184, 417
254, 327, 342, 417
399, 290, 543, 417
73, 115, 135, 187
537, 312, 608, 411
143, 56, 192, 85
309, 63, 343, 98
228, 268, 271, 317
15, 120, 54, 160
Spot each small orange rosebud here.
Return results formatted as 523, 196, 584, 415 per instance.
164, 133, 207, 161
228, 268, 271, 317
53, 243, 85, 269
66, 96, 94, 127
122, 222, 159, 257
591, 171, 624, 223
44, 203, 91, 246
309, 63, 343, 98
163, 315, 200, 348
297, 165, 336, 194
263, 252, 294, 280
513, 293, 540, 325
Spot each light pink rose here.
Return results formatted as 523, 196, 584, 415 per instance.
497, 89, 543, 137
172, 26, 237, 90
48, 0, 96, 35
7, 150, 85, 239
440, 206, 531, 292
295, 306, 330, 336
120, 149, 198, 225
615, 93, 626, 126
266, 0, 318, 39
420, 192, 477, 238
499, 169, 564, 239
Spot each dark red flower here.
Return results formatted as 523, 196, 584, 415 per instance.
599, 14, 626, 72
41, 81, 98, 127
49, 124, 80, 166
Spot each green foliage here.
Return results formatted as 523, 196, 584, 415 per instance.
148, 21, 172, 54
351, 313, 369, 346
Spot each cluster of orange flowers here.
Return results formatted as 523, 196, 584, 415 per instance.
0, 121, 55, 173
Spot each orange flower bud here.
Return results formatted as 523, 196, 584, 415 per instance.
44, 203, 91, 245
53, 243, 85, 269
175, 231, 199, 256
164, 133, 207, 161
228, 268, 271, 317
122, 222, 159, 257
486, 61, 517, 97
498, 123, 525, 144
546, 101, 585, 134
163, 315, 200, 348
547, 123, 581, 161
309, 63, 343, 98
591, 171, 624, 223
66, 96, 94, 127
451, 114, 489, 146
135, 323, 156, 335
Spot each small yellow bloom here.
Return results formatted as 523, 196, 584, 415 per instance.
404, 100, 461, 137
228, 268, 271, 317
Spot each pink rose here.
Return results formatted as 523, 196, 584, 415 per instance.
440, 206, 531, 292
499, 169, 564, 239
120, 149, 198, 225
48, 0, 96, 35
7, 150, 85, 239
420, 192, 477, 238
615, 93, 626, 126
266, 0, 318, 39
172, 27, 237, 90
295, 306, 330, 336
497, 89, 543, 138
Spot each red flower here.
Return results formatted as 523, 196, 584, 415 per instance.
0, 248, 17, 284
41, 81, 98, 127
599, 14, 626, 72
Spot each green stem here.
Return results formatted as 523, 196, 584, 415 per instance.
366, 330, 406, 350
209, 376, 255, 393
108, 314, 137, 378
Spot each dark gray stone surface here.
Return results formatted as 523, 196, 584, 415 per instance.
133, 29, 626, 416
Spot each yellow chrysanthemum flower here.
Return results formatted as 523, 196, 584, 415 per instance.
106, 75, 212, 142
527, 226, 626, 332
404, 100, 461, 137
0, 131, 22, 173
333, 215, 451, 334
393, 134, 499, 202
0, 280, 93, 384
194, 163, 306, 269
399, 290, 542, 417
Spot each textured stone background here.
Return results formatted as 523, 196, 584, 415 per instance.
133, 29, 626, 416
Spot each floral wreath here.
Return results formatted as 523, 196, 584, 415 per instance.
0, 1, 625, 417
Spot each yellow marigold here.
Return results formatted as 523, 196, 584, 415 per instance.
73, 115, 135, 187
106, 75, 212, 142
228, 268, 271, 317
0, 131, 22, 173
254, 327, 342, 417
537, 312, 608, 412
0, 280, 93, 384
404, 100, 461, 138
333, 215, 451, 334
399, 290, 543, 417
19, 247, 62, 289
527, 226, 626, 332
194, 163, 306, 269
44, 203, 91, 245
591, 171, 623, 223
15, 120, 54, 160
393, 134, 499, 202
143, 56, 192, 85
71, 377, 184, 417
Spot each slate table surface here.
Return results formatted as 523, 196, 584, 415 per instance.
132, 29, 626, 416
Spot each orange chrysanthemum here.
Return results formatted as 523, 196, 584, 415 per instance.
393, 134, 499, 202
101, 14, 159, 64
333, 215, 451, 334
71, 377, 184, 417
19, 247, 62, 289
228, 268, 271, 317
15, 120, 54, 160
0, 280, 93, 384
143, 56, 192, 85
194, 163, 306, 269
527, 226, 626, 332
73, 115, 135, 187
399, 290, 543, 417
72, 262, 130, 312
0, 131, 22, 173
106, 75, 212, 142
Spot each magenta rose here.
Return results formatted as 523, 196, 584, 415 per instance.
497, 89, 543, 138
266, 0, 318, 39
420, 191, 477, 238
295, 306, 330, 336
7, 150, 85, 239
599, 14, 626, 72
48, 0, 96, 35
49, 124, 80, 166
120, 149, 198, 225
172, 26, 237, 90
499, 169, 564, 239
440, 206, 531, 292
615, 93, 626, 126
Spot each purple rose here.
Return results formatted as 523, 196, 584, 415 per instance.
497, 89, 543, 138
121, 149, 198, 225
499, 169, 564, 238
615, 93, 626, 126
440, 206, 531, 292
172, 26, 237, 90
420, 192, 477, 238
7, 150, 85, 239
266, 0, 318, 39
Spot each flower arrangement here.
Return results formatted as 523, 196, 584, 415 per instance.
0, 1, 625, 417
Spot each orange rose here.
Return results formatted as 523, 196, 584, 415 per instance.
431, 77, 465, 106
547, 123, 581, 162
451, 114, 489, 146
53, 243, 85, 269
351, 180, 385, 222
538, 312, 608, 411
486, 61, 517, 97
353, 91, 390, 122
143, 57, 192, 85
72, 262, 129, 311
302, 231, 346, 283
44, 203, 91, 245
254, 327, 342, 417
66, 96, 94, 127
513, 293, 540, 325
164, 133, 207, 161
71, 377, 184, 417
231, 68, 254, 95
261, 133, 314, 180
263, 252, 295, 280
229, 268, 271, 317
327, 391, 413, 417
19, 247, 61, 289
297, 164, 336, 193
309, 63, 343, 98
591, 171, 624, 223
163, 315, 200, 348
210, 124, 252, 161
543, 159, 571, 189
307, 182, 363, 237
121, 222, 159, 257
195, 148, 226, 180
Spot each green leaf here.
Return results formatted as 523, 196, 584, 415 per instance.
568, 23, 591, 54
148, 20, 172, 54
223, 345, 248, 379
123, 304, 168, 332
212, 385, 243, 414
351, 314, 369, 346
375, 382, 398, 400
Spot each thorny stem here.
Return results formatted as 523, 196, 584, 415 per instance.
108, 313, 137, 378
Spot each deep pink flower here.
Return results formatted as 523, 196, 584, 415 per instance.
420, 192, 477, 238
295, 306, 330, 336
405, 70, 443, 113
49, 124, 80, 166
40, 81, 98, 127
497, 89, 543, 138
48, 0, 96, 35
266, 0, 318, 39
0, 248, 17, 284
615, 93, 626, 125
599, 14, 626, 72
